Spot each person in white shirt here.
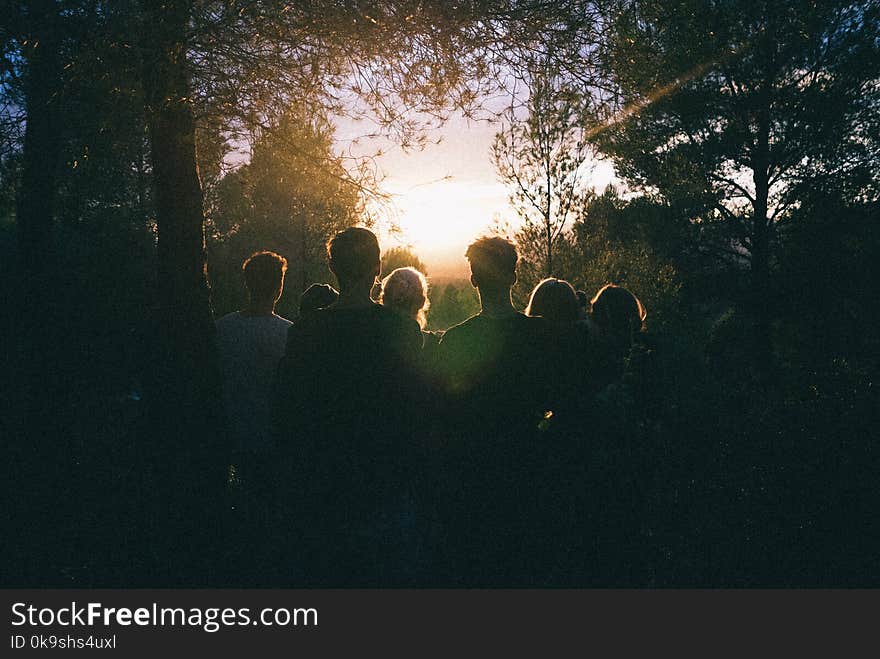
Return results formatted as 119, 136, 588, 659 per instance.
215, 251, 292, 495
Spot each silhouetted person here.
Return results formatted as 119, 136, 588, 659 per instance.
592, 284, 646, 346
216, 251, 291, 482
380, 266, 429, 326
435, 236, 552, 584
379, 265, 446, 572
526, 277, 581, 323
523, 277, 602, 581
380, 266, 442, 348
215, 251, 291, 582
274, 228, 425, 586
437, 236, 550, 428
590, 283, 648, 386
299, 282, 338, 316
525, 278, 598, 417
575, 283, 657, 585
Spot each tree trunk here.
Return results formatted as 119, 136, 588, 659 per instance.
751, 182, 769, 299
142, 3, 211, 323
16, 1, 60, 300
750, 105, 773, 372
545, 212, 553, 277
139, 0, 224, 584
10, 0, 65, 586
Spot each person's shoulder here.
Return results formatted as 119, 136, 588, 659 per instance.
442, 314, 481, 338
270, 314, 293, 343
515, 311, 542, 327
215, 311, 244, 337
507, 311, 548, 337
298, 303, 412, 338
379, 305, 423, 347
368, 302, 412, 327
285, 308, 328, 341
438, 315, 487, 355
372, 302, 399, 321
438, 316, 467, 341
215, 311, 241, 327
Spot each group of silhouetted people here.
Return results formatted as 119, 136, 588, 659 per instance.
215, 227, 653, 586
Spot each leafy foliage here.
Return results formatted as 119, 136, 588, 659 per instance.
570, 190, 683, 327
593, 0, 880, 276
208, 108, 365, 318
381, 246, 429, 278
493, 50, 596, 277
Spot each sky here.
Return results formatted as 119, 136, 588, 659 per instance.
334, 111, 616, 278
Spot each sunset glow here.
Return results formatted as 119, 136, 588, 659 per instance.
360, 112, 616, 277
380, 179, 508, 277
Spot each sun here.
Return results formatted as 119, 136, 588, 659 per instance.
374, 177, 511, 278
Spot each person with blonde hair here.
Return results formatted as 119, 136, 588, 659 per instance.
380, 266, 430, 329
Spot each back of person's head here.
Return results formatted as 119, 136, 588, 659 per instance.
465, 236, 518, 290
299, 283, 339, 315
327, 227, 381, 289
590, 284, 647, 338
380, 267, 430, 328
242, 251, 287, 303
525, 278, 580, 323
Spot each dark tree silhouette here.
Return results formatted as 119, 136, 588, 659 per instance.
493, 50, 595, 277
9, 1, 62, 295
381, 246, 429, 278
209, 107, 366, 318
592, 0, 880, 352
